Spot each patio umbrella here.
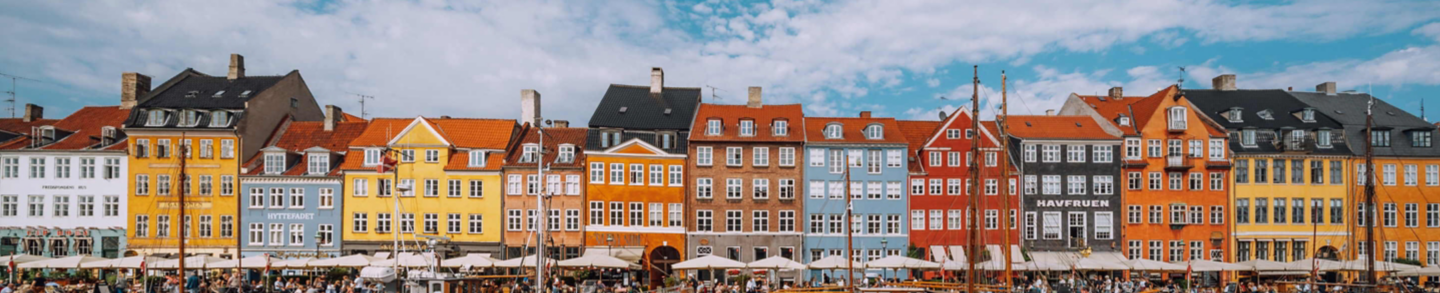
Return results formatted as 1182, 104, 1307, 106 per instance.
273, 258, 316, 268
747, 256, 806, 270
1127, 258, 1185, 271
806, 255, 864, 270
1340, 259, 1420, 272
150, 255, 229, 269
3, 254, 50, 265
1286, 258, 1346, 272
1395, 266, 1440, 277
865, 255, 940, 269
1235, 259, 1293, 271
1072, 252, 1130, 270
493, 255, 557, 268
1173, 259, 1248, 272
80, 256, 167, 269
311, 254, 384, 267
557, 253, 637, 269
212, 255, 282, 269
441, 254, 496, 268
19, 255, 109, 269
672, 255, 746, 270
371, 253, 440, 268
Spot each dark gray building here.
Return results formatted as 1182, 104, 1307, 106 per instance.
1004, 115, 1125, 252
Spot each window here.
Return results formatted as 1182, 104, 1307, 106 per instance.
777, 147, 796, 166
608, 163, 624, 184
738, 120, 755, 136
1210, 172, 1224, 190
1124, 138, 1140, 159
1042, 175, 1060, 195
930, 210, 944, 230
1023, 144, 1037, 162
947, 210, 961, 230
725, 210, 742, 232
1147, 139, 1161, 157
1384, 203, 1398, 227
1187, 140, 1202, 158
157, 175, 170, 195
1095, 212, 1113, 239
1024, 212, 1037, 239
1168, 107, 1187, 130
1149, 205, 1163, 224
752, 210, 769, 232
773, 120, 788, 136
887, 149, 902, 168
1042, 212, 1061, 240
318, 188, 335, 208
668, 165, 683, 186
377, 213, 391, 233
984, 179, 998, 195
288, 224, 305, 246
984, 209, 999, 230
696, 178, 712, 199
779, 179, 795, 199
824, 124, 842, 139
1093, 176, 1113, 195
1094, 145, 1112, 162
1067, 175, 1086, 195
1405, 164, 1419, 186
725, 147, 742, 166
867, 150, 882, 173
828, 149, 843, 173
1127, 205, 1142, 223
946, 129, 962, 139
947, 152, 960, 167
1373, 130, 1391, 147
1383, 164, 1397, 186
751, 147, 770, 167
1415, 131, 1433, 147
265, 223, 282, 245
400, 213, 416, 233
1041, 145, 1060, 162
1067, 145, 1086, 163
864, 125, 883, 139
263, 153, 284, 174
1148, 172, 1161, 190
628, 164, 643, 185
726, 178, 742, 199
352, 213, 369, 232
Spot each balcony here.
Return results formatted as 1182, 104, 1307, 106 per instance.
1164, 155, 1193, 170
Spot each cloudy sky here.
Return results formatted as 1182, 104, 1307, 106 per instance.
3, 0, 1439, 124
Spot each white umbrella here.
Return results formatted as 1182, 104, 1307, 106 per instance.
275, 258, 317, 268
3, 254, 51, 265
150, 255, 229, 269
672, 255, 747, 270
806, 255, 864, 270
1287, 258, 1346, 272
212, 255, 282, 269
1396, 266, 1440, 277
371, 253, 440, 268
747, 256, 806, 270
865, 255, 940, 269
1235, 259, 1293, 271
441, 254, 496, 268
311, 254, 384, 267
1072, 253, 1130, 271
19, 255, 109, 269
557, 254, 637, 269
1127, 258, 1185, 271
80, 256, 167, 269
493, 255, 557, 268
1173, 259, 1248, 272
1340, 259, 1420, 272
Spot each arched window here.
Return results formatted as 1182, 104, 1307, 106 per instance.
824, 124, 843, 139
146, 110, 167, 126
864, 124, 883, 140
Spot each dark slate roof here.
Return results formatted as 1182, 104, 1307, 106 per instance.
1185, 89, 1344, 130
137, 68, 288, 109
586, 84, 702, 130
1291, 91, 1440, 157
584, 129, 690, 154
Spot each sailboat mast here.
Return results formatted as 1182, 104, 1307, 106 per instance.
535, 125, 546, 292
1000, 71, 1013, 288
1364, 95, 1377, 286
967, 65, 979, 293
845, 150, 854, 293
178, 134, 187, 292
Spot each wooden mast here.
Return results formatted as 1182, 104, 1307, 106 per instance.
177, 134, 187, 293
845, 148, 855, 293
1363, 94, 1377, 287
967, 65, 979, 293
1000, 71, 1013, 288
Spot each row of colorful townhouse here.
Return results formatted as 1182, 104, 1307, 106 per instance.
3, 55, 1439, 282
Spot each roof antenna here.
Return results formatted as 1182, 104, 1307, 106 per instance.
0, 72, 50, 118
348, 92, 376, 119
1176, 66, 1187, 86
704, 85, 723, 101
1422, 98, 1427, 122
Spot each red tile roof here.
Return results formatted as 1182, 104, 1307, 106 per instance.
0, 117, 60, 149
503, 126, 589, 169
895, 120, 942, 152
689, 104, 806, 142
348, 117, 517, 149
1004, 115, 1120, 140
1073, 85, 1178, 135
443, 150, 507, 171
42, 106, 133, 150
803, 117, 909, 144
241, 116, 369, 176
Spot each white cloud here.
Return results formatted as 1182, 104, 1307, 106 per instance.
1186, 45, 1440, 92
1, 0, 1438, 123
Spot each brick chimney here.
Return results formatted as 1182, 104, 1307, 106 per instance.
650, 67, 664, 95
121, 72, 151, 109
746, 87, 763, 108
859, 111, 871, 118
1046, 109, 1055, 116
1316, 82, 1337, 95
553, 120, 569, 128
1212, 74, 1237, 91
22, 104, 42, 122
521, 89, 542, 126
227, 54, 245, 80
323, 105, 343, 131
1108, 87, 1124, 99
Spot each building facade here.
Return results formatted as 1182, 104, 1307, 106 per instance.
0, 104, 132, 258
340, 117, 514, 257
501, 91, 589, 259
123, 55, 324, 257
1002, 115, 1124, 253
1292, 83, 1440, 265
802, 112, 909, 277
583, 68, 698, 286
686, 88, 805, 280
1187, 75, 1353, 264
1064, 86, 1233, 261
239, 107, 365, 259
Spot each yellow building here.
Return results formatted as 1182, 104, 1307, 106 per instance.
1187, 77, 1351, 265
123, 55, 324, 257
340, 117, 516, 257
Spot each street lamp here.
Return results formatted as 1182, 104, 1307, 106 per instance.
315, 231, 323, 259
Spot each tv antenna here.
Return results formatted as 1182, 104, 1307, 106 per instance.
0, 72, 51, 118
1176, 66, 1187, 86
704, 85, 723, 101
347, 92, 376, 119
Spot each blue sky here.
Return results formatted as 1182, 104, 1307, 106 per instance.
2, 0, 1439, 124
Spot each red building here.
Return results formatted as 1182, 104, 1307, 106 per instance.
898, 107, 1020, 264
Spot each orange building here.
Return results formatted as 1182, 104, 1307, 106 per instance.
1062, 86, 1233, 261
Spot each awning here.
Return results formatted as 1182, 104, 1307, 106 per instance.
311, 254, 385, 268
672, 255, 746, 270
441, 253, 496, 268
558, 253, 639, 269
865, 255, 940, 269
747, 256, 806, 270
928, 245, 947, 263
947, 246, 967, 263
18, 256, 109, 269
583, 246, 644, 263
807, 255, 864, 270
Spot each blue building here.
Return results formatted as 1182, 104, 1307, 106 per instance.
802, 112, 910, 278
238, 108, 366, 258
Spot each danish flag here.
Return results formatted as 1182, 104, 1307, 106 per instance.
376, 150, 398, 173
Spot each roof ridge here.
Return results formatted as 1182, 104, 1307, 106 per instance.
609, 83, 703, 90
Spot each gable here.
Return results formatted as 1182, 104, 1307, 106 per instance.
389, 117, 450, 146
608, 138, 668, 155
923, 106, 1001, 148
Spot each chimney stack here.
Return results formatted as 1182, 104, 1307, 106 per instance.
521, 89, 542, 126
1212, 74, 1237, 91
650, 67, 664, 96
324, 105, 343, 131
859, 111, 872, 118
1108, 87, 1124, 99
747, 86, 763, 108
227, 54, 245, 80
121, 72, 152, 109
1045, 109, 1056, 116
1317, 82, 1337, 95
553, 120, 570, 128
22, 104, 42, 122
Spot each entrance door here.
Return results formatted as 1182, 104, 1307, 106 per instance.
649, 246, 682, 287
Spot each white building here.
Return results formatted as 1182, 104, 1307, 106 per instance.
0, 104, 132, 257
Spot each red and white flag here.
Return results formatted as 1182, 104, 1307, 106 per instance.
263, 253, 272, 274
376, 150, 398, 173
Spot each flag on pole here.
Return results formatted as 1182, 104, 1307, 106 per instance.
377, 150, 398, 173
263, 253, 271, 274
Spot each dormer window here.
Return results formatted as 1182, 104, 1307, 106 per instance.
864, 124, 884, 140
1371, 130, 1391, 147
739, 120, 755, 137
364, 149, 381, 166
212, 90, 225, 98
1118, 116, 1131, 126
238, 90, 252, 98
1257, 110, 1274, 120
146, 110, 167, 126
599, 130, 621, 148
185, 90, 199, 98
467, 150, 487, 167
1227, 108, 1244, 123
519, 144, 540, 163
1317, 130, 1333, 148
557, 145, 575, 163
179, 110, 201, 127
307, 153, 330, 175
100, 127, 116, 146
1167, 107, 1187, 130
32, 126, 56, 146
1241, 129, 1257, 147
823, 124, 843, 139
706, 119, 722, 136
773, 120, 788, 136
1411, 130, 1432, 148
1301, 108, 1316, 123
263, 152, 285, 175
659, 133, 674, 149
210, 111, 230, 127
